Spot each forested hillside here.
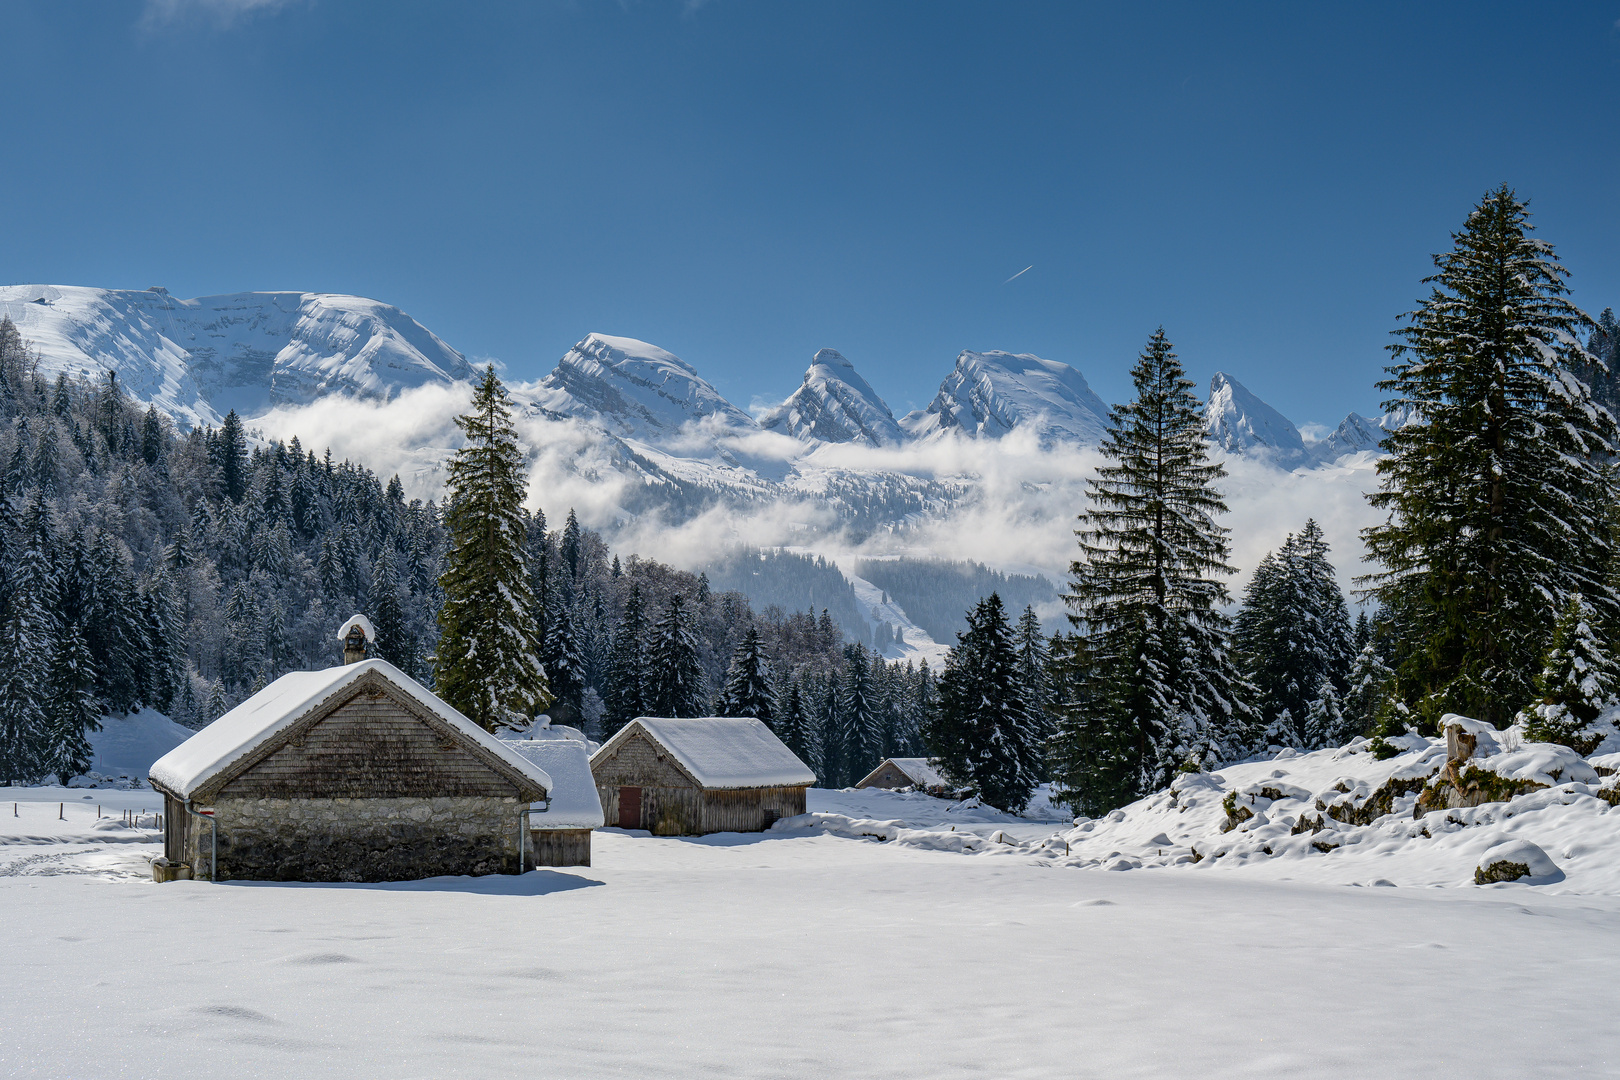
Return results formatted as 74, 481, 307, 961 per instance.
854, 558, 1057, 644
0, 323, 935, 787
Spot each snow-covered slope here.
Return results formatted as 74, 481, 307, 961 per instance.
900, 350, 1111, 445
526, 333, 758, 440
0, 285, 472, 428
759, 349, 905, 446
1203, 371, 1307, 461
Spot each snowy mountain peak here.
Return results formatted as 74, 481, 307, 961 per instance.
1203, 371, 1306, 459
900, 350, 1111, 445
1308, 408, 1412, 462
0, 285, 473, 429
759, 348, 905, 446
528, 333, 757, 440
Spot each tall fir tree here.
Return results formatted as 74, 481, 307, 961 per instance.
541, 588, 586, 725
832, 644, 880, 787
646, 594, 708, 718
925, 594, 1042, 813
370, 546, 416, 674
1232, 520, 1354, 749
1362, 186, 1619, 729
602, 584, 648, 736
0, 491, 57, 783
1341, 638, 1395, 740
1050, 329, 1253, 815
42, 622, 100, 785
435, 366, 550, 731
774, 674, 815, 771
716, 626, 775, 723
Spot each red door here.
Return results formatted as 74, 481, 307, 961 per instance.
618, 786, 642, 829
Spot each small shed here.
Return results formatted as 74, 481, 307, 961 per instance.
148, 659, 554, 882
590, 717, 815, 836
857, 757, 952, 794
503, 740, 604, 866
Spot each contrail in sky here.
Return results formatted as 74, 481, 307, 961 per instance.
1004, 265, 1033, 284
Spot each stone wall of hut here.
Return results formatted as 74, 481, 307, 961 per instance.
189, 795, 521, 882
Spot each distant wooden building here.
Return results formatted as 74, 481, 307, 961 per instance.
857, 757, 952, 795
590, 717, 815, 836
148, 659, 557, 883
503, 739, 604, 866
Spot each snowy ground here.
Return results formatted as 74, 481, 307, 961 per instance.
4, 778, 1618, 1078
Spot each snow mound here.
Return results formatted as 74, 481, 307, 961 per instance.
1475, 839, 1562, 885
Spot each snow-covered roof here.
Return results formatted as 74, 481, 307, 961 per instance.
148, 659, 552, 801
595, 717, 816, 790
887, 758, 949, 789
504, 741, 605, 830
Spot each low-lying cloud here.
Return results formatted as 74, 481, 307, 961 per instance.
252, 381, 1389, 602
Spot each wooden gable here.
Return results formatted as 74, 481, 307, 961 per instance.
590, 728, 702, 789
199, 670, 543, 803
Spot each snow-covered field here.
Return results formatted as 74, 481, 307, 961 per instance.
4, 774, 1618, 1078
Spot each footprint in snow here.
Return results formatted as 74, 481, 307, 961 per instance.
288, 952, 360, 965
1071, 899, 1116, 907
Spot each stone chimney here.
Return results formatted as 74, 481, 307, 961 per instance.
337, 615, 374, 665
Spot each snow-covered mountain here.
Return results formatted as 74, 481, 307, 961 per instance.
900, 350, 1111, 445
0, 285, 472, 429
1310, 409, 1411, 459
1204, 371, 1308, 462
759, 349, 905, 447
526, 333, 758, 440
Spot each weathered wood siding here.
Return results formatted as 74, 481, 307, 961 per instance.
860, 764, 913, 789
163, 793, 187, 864
530, 828, 592, 867
591, 732, 694, 788
701, 786, 807, 833
218, 692, 522, 800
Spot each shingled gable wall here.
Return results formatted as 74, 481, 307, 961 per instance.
166, 670, 543, 882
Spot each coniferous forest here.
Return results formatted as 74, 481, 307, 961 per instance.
4, 186, 1618, 827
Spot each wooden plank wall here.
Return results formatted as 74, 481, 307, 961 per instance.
701, 786, 807, 833
530, 828, 592, 867
221, 696, 520, 800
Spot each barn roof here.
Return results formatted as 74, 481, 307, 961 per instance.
595, 717, 817, 790
886, 757, 949, 789
503, 740, 605, 829
149, 660, 553, 801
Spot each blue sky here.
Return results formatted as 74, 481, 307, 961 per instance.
6, 1, 1620, 429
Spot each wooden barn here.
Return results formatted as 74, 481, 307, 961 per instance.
590, 717, 815, 836
502, 739, 604, 866
148, 657, 557, 883
857, 757, 952, 795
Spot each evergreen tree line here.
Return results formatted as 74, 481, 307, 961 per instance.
1044, 185, 1620, 817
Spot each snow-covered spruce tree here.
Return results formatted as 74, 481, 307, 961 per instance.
646, 593, 708, 718
1015, 605, 1053, 762
927, 593, 1042, 813
435, 365, 550, 731
601, 584, 648, 737
833, 644, 881, 786
1232, 520, 1354, 749
0, 491, 57, 783
1362, 186, 1619, 729
716, 626, 775, 723
1051, 329, 1254, 814
773, 674, 814, 770
369, 546, 417, 675
1522, 595, 1617, 752
1302, 679, 1349, 749
542, 588, 586, 726
42, 622, 100, 785
1341, 638, 1395, 739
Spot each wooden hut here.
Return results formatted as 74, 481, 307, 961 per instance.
502, 739, 604, 866
148, 659, 555, 883
590, 717, 815, 836
856, 757, 952, 795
